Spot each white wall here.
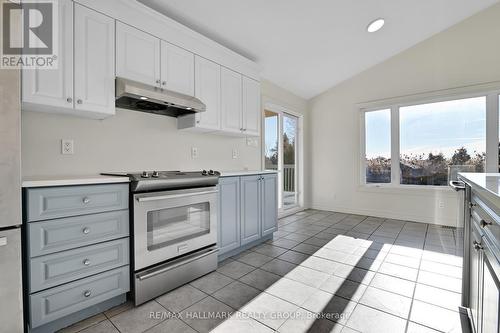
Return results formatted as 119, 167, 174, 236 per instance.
21, 80, 308, 186
308, 4, 500, 226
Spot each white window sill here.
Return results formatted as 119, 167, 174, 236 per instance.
358, 183, 457, 197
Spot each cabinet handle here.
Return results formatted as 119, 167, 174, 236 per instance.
82, 197, 91, 204
473, 240, 483, 251
83, 290, 92, 298
479, 219, 491, 228
82, 227, 90, 234
66, 97, 73, 103
76, 99, 83, 104
83, 259, 90, 266
156, 79, 161, 84
162, 81, 166, 86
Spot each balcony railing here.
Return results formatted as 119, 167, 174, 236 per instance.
266, 164, 295, 191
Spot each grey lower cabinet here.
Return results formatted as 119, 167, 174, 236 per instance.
462, 186, 500, 333
24, 183, 130, 333
218, 173, 278, 259
218, 177, 241, 254
240, 175, 261, 245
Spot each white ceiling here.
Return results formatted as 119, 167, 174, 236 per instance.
137, 0, 498, 99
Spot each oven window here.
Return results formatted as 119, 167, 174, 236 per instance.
147, 202, 210, 251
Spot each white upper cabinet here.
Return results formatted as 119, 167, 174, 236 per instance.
193, 56, 221, 130
242, 76, 261, 136
74, 5, 115, 116
161, 41, 194, 96
22, 1, 115, 119
116, 22, 160, 87
22, 0, 73, 110
221, 67, 243, 134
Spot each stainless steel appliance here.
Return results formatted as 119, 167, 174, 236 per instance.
0, 60, 24, 330
115, 77, 206, 117
103, 170, 220, 305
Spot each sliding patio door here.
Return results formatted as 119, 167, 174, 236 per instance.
264, 108, 301, 211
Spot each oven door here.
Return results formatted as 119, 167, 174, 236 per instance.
133, 186, 218, 270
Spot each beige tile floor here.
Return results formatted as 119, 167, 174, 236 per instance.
59, 210, 465, 333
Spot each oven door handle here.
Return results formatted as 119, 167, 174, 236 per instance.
137, 247, 219, 281
136, 189, 218, 202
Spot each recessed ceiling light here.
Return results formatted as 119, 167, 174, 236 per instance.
140, 96, 148, 100
186, 107, 192, 110
367, 18, 385, 33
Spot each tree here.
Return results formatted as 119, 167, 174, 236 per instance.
283, 133, 295, 164
451, 147, 471, 166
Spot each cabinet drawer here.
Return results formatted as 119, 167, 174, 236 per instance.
472, 195, 500, 250
30, 266, 129, 328
28, 210, 129, 257
30, 238, 129, 293
26, 184, 129, 222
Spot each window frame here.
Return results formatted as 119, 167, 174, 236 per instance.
359, 82, 500, 190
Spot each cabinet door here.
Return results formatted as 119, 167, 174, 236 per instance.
161, 41, 194, 96
221, 67, 242, 133
242, 76, 261, 136
22, 0, 73, 109
116, 22, 160, 86
194, 56, 221, 130
261, 174, 278, 236
240, 175, 260, 245
470, 223, 483, 333
74, 5, 115, 117
480, 239, 499, 333
218, 177, 240, 255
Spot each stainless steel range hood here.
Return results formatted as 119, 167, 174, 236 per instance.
115, 77, 205, 117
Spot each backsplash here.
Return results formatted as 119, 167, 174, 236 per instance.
21, 109, 261, 177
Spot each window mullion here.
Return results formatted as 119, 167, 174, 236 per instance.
486, 93, 499, 172
391, 106, 400, 185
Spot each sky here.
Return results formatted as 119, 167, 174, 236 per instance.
365, 96, 489, 159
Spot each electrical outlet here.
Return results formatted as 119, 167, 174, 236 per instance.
191, 147, 198, 159
61, 139, 74, 155
438, 200, 445, 209
232, 148, 239, 159
246, 137, 258, 147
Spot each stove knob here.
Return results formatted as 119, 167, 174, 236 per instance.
152, 171, 159, 178
141, 171, 150, 178
208, 170, 215, 175
202, 170, 208, 176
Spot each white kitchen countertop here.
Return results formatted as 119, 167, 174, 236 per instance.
458, 172, 500, 207
220, 170, 278, 177
22, 175, 130, 188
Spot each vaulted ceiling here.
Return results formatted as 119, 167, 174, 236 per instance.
138, 0, 498, 99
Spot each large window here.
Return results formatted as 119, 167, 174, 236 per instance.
365, 109, 391, 183
400, 97, 486, 185
362, 91, 498, 187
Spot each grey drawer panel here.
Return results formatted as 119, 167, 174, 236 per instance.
28, 210, 129, 257
30, 266, 130, 328
27, 184, 129, 222
30, 238, 129, 293
472, 194, 500, 249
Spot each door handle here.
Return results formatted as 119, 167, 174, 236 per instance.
473, 240, 483, 251
136, 189, 218, 202
449, 181, 465, 191
480, 219, 491, 228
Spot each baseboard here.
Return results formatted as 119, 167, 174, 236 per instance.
310, 203, 457, 227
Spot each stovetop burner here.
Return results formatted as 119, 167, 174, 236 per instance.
102, 170, 220, 193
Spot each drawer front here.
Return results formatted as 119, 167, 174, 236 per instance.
30, 238, 129, 293
28, 210, 129, 257
26, 184, 129, 222
30, 266, 130, 328
472, 194, 500, 249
